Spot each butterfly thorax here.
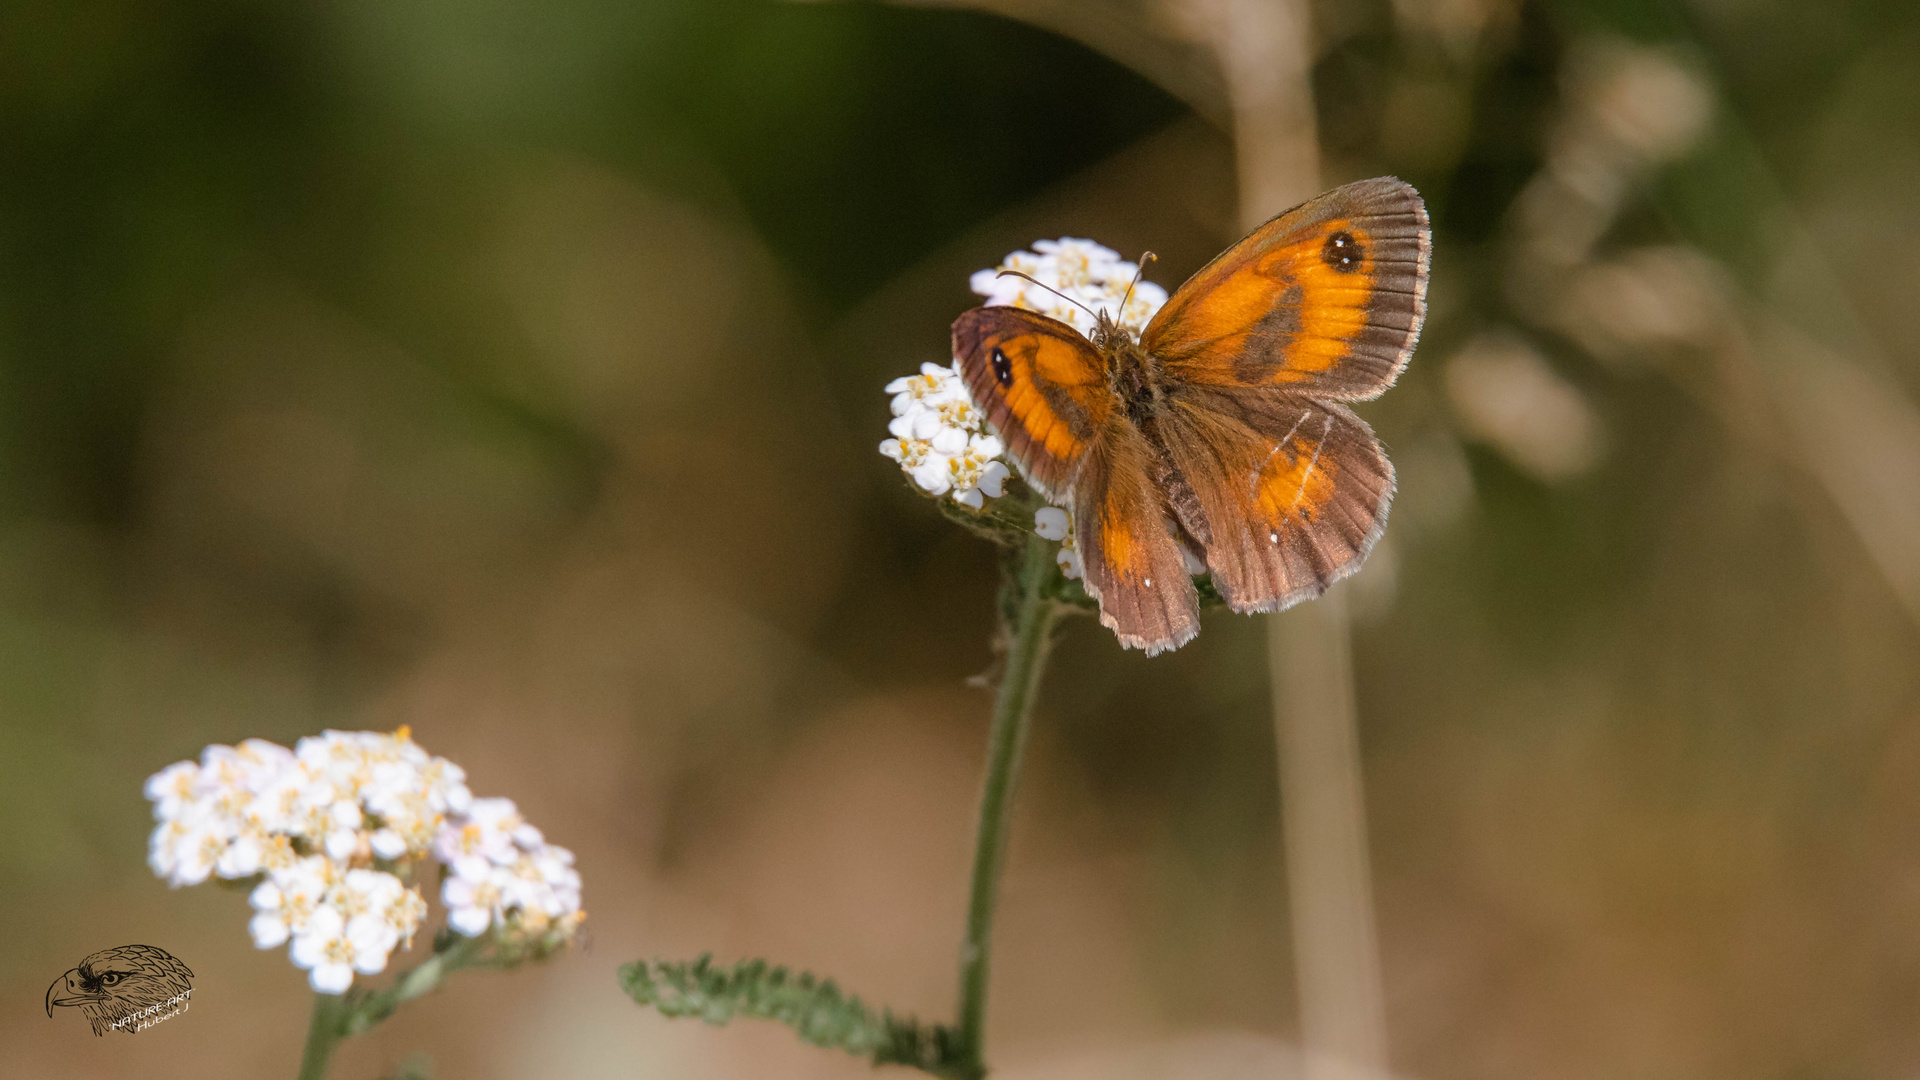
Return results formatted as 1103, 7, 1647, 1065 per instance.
1091, 311, 1168, 425
1098, 307, 1167, 420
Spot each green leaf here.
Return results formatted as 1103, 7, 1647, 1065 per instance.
618, 954, 978, 1079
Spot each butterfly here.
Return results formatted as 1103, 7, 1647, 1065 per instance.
953, 178, 1430, 655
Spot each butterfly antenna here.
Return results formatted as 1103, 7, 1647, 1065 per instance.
995, 269, 1099, 321
1120, 252, 1156, 314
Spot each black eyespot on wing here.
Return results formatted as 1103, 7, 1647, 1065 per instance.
991, 347, 1014, 386
1321, 230, 1363, 273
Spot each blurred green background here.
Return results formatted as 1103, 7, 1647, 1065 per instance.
5, 0, 1920, 1077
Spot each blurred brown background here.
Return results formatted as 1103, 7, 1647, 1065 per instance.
4, 0, 1920, 1077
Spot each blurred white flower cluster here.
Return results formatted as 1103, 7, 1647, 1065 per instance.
969, 238, 1168, 336
146, 728, 583, 994
879, 238, 1167, 527
432, 795, 582, 948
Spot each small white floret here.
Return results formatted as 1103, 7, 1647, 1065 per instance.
1034, 507, 1070, 541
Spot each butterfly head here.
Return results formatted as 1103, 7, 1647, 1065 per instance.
1089, 251, 1156, 352
993, 265, 1147, 351
1088, 306, 1135, 352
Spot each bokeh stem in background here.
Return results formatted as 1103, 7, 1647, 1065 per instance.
1751, 321, 1920, 627
1185, 0, 1320, 230
1269, 588, 1390, 1080
1183, 0, 1392, 1076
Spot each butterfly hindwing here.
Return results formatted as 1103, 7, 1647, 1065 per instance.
1142, 177, 1429, 401
953, 307, 1113, 500
1157, 389, 1393, 613
1074, 419, 1201, 655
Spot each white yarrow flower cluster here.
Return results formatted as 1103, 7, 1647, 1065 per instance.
145, 728, 583, 993
880, 362, 1011, 509
969, 237, 1168, 337
879, 238, 1169, 567
434, 797, 584, 947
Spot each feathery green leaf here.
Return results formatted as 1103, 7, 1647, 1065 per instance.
619, 955, 979, 1079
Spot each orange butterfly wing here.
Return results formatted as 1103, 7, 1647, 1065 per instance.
953, 306, 1114, 500
1157, 389, 1393, 613
1145, 177, 1425, 612
1143, 177, 1429, 400
954, 306, 1198, 653
1072, 418, 1201, 655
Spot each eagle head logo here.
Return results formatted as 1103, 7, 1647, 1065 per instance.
47, 945, 194, 1035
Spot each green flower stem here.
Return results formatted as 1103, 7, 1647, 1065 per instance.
955, 534, 1062, 1079
297, 990, 348, 1080
615, 530, 1066, 1079
295, 934, 487, 1079
342, 934, 486, 1037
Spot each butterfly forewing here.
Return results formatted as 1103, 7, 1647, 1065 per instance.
953, 307, 1113, 500
1144, 178, 1429, 401
1156, 390, 1393, 613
